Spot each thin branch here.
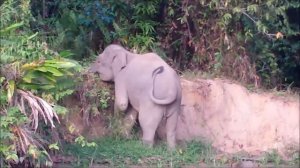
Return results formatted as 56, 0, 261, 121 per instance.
241, 10, 257, 23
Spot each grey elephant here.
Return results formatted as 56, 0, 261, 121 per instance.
89, 44, 182, 149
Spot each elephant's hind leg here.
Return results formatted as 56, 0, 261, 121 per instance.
166, 103, 180, 149
166, 112, 178, 149
138, 104, 164, 147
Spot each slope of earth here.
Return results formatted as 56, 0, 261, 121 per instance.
168, 78, 299, 159
61, 76, 299, 162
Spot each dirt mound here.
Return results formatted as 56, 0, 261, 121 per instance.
175, 78, 299, 158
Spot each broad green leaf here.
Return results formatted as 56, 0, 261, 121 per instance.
21, 62, 41, 70
44, 60, 79, 69
37, 66, 64, 76
22, 70, 40, 82
54, 61, 78, 69
58, 69, 73, 76
22, 75, 32, 83
22, 70, 56, 84
59, 50, 74, 58
7, 80, 15, 102
36, 66, 49, 72
40, 72, 57, 83
18, 83, 55, 90
35, 84, 56, 90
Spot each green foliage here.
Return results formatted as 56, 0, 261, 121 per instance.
26, 0, 300, 88
48, 143, 60, 151
261, 149, 283, 165
53, 105, 69, 116
0, 0, 82, 166
0, 107, 27, 129
30, 0, 115, 59
75, 135, 97, 148
222, 0, 300, 88
0, 108, 27, 164
97, 89, 111, 109
0, 0, 32, 27
164, 0, 300, 88
44, 0, 161, 53
108, 0, 160, 52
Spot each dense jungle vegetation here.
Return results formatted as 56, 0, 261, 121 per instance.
0, 0, 299, 167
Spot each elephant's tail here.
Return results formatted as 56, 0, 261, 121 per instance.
150, 66, 178, 105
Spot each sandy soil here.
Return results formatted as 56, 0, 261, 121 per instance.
174, 78, 299, 158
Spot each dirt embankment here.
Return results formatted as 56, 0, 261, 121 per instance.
174, 78, 299, 158
64, 77, 299, 158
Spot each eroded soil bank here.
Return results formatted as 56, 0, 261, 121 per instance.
64, 77, 299, 159
173, 78, 299, 158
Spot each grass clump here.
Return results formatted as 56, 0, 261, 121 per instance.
63, 136, 214, 167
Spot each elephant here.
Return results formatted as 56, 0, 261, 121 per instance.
89, 44, 182, 149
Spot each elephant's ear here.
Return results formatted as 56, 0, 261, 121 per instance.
112, 52, 127, 75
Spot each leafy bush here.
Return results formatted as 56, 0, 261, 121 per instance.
109, 0, 160, 52
156, 0, 300, 88
28, 0, 299, 88
0, 0, 81, 167
30, 0, 115, 59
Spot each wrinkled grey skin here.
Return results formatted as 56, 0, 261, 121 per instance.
89, 44, 182, 149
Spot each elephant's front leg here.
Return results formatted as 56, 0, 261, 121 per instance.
114, 77, 129, 114
121, 107, 138, 138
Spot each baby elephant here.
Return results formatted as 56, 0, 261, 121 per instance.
89, 44, 182, 149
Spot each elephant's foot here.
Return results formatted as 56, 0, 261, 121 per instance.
167, 142, 176, 151
114, 100, 128, 114
142, 139, 154, 148
167, 134, 176, 150
118, 103, 128, 111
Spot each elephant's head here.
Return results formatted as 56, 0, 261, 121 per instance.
89, 45, 128, 81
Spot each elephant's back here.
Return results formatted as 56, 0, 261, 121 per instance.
129, 53, 174, 73
126, 53, 175, 82
124, 53, 180, 109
